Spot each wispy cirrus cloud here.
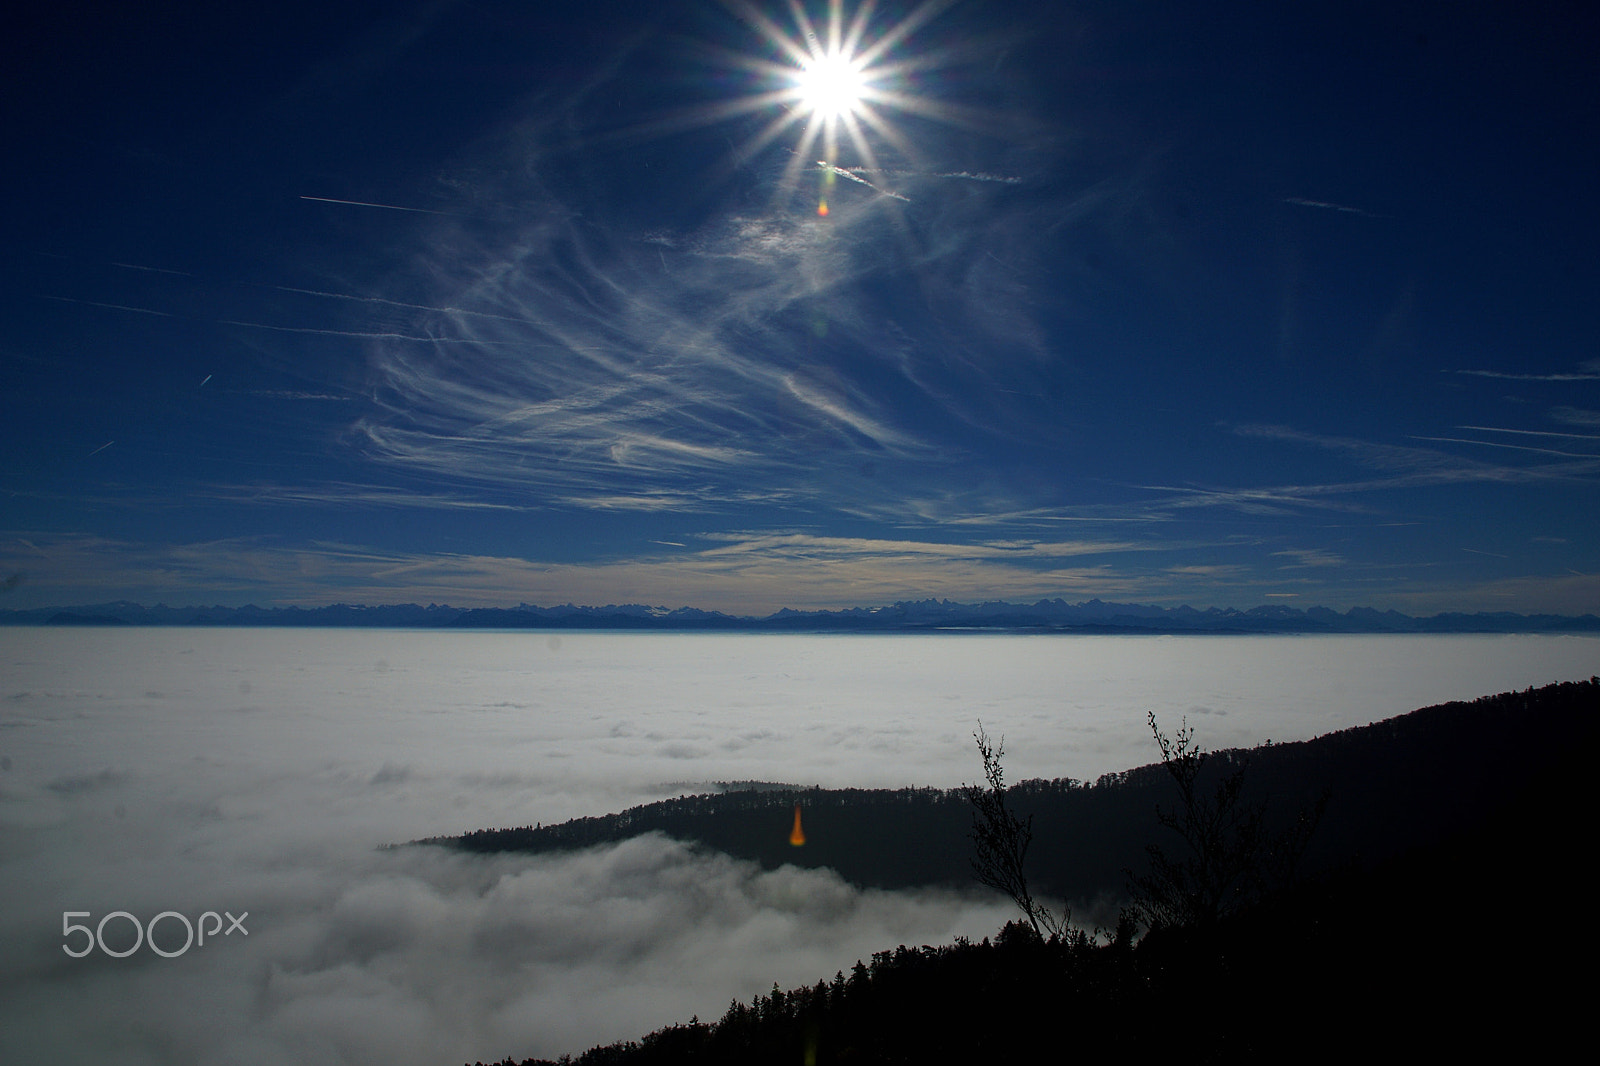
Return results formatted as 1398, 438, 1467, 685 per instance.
1162, 564, 1253, 580
1272, 548, 1345, 569
204, 482, 531, 511
1231, 423, 1600, 487
330, 110, 1079, 523
1552, 406, 1600, 426
0, 531, 1156, 615
1125, 423, 1600, 525
7, 528, 1597, 615
348, 207, 937, 514
693, 531, 1149, 562
1135, 481, 1374, 517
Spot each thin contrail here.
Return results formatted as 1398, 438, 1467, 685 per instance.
87, 441, 114, 457
934, 170, 1022, 184
40, 295, 172, 316
273, 286, 535, 324
219, 319, 519, 344
110, 261, 193, 276
1452, 368, 1600, 382
220, 319, 452, 341
1410, 434, 1598, 459
1459, 424, 1600, 441
845, 166, 1022, 185
817, 161, 910, 202
299, 195, 445, 214
43, 294, 492, 342
1284, 196, 1377, 218
199, 374, 212, 388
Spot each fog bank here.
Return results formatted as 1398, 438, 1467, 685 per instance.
3, 629, 1595, 1062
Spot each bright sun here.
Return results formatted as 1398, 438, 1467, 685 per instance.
696, 0, 965, 212
795, 52, 868, 121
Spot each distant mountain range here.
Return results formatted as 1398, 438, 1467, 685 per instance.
3, 597, 1598, 633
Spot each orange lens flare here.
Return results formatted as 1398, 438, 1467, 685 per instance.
789, 803, 807, 846
817, 201, 829, 217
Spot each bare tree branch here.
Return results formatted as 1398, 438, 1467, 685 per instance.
1129, 710, 1327, 932
962, 723, 1065, 939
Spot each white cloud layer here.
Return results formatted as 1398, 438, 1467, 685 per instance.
4, 629, 1596, 1062
5, 834, 1008, 1065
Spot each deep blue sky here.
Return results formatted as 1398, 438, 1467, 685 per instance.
3, 0, 1597, 614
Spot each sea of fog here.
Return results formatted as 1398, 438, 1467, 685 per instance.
2, 628, 1595, 1064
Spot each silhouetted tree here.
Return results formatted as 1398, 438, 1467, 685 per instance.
1129, 710, 1325, 931
963, 723, 1066, 938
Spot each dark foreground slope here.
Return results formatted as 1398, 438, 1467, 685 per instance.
436, 678, 1599, 908
473, 806, 1591, 1065
465, 678, 1597, 1066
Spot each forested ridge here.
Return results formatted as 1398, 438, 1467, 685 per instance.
433, 678, 1596, 904
454, 678, 1596, 1064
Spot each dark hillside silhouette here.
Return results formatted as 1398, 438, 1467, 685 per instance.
432, 679, 1600, 911
438, 784, 977, 890
461, 678, 1598, 1066
1126, 709, 1327, 931
467, 784, 1588, 1064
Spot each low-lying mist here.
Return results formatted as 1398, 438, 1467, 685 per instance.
7, 825, 1010, 1063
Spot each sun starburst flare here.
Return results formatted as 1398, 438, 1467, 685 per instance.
705, 0, 965, 213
